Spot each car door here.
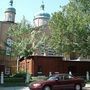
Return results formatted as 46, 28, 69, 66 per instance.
61, 74, 75, 89
48, 76, 63, 90
53, 74, 75, 90
52, 75, 66, 90
53, 79, 64, 90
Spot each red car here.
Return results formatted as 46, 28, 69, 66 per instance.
29, 74, 86, 90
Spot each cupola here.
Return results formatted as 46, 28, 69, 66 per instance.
4, 0, 16, 23
33, 2, 50, 27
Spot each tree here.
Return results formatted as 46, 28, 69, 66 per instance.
31, 25, 50, 55
7, 18, 34, 58
7, 18, 48, 58
49, 0, 90, 59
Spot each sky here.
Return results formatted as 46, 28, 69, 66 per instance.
0, 0, 69, 23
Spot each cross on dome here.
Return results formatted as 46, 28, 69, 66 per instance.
41, 1, 45, 10
9, 0, 13, 6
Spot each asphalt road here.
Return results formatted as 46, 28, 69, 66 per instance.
0, 84, 90, 90
0, 87, 90, 90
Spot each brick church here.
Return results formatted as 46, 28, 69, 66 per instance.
0, 0, 17, 75
0, 0, 90, 76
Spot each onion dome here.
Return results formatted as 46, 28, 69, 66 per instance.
5, 0, 16, 14
34, 3, 50, 20
33, 2, 50, 27
5, 7, 16, 14
4, 0, 16, 22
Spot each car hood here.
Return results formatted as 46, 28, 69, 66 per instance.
31, 80, 47, 84
30, 79, 55, 86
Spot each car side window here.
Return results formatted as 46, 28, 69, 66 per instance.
55, 77, 59, 80
59, 76, 64, 80
64, 75, 69, 80
64, 75, 73, 80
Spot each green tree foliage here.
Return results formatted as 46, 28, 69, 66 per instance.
7, 18, 47, 57
7, 18, 34, 57
31, 26, 50, 55
49, 0, 90, 58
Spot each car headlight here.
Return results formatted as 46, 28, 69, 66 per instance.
33, 83, 41, 87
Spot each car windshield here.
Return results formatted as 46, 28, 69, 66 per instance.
48, 76, 59, 81
48, 77, 56, 80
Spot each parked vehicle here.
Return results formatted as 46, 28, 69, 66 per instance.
29, 73, 86, 90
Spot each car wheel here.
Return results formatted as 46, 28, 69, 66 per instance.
74, 84, 82, 90
43, 86, 52, 90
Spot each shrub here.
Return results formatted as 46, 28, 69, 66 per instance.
13, 72, 26, 80
4, 72, 33, 84
4, 77, 25, 83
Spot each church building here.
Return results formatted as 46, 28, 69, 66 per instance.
0, 0, 90, 76
0, 0, 16, 75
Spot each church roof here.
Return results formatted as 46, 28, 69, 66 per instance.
5, 0, 16, 14
34, 10, 50, 19
5, 7, 16, 14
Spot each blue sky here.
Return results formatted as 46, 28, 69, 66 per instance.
0, 0, 69, 23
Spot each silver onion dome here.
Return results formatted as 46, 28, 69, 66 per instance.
34, 2, 50, 20
5, 0, 16, 14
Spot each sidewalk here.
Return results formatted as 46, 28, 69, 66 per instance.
0, 86, 29, 90
86, 84, 90, 87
